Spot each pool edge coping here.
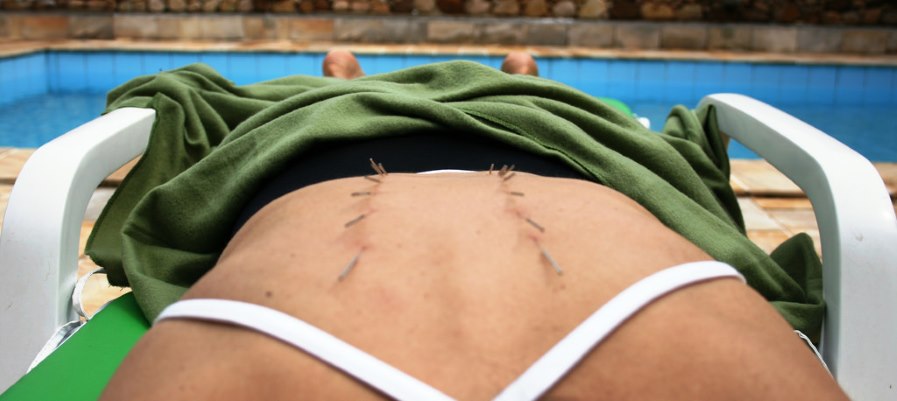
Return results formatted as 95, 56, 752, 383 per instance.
3, 40, 897, 66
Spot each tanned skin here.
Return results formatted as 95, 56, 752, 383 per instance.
100, 53, 848, 401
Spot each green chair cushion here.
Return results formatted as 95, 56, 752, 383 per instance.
598, 97, 633, 116
0, 293, 149, 400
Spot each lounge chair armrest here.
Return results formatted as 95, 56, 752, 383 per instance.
0, 107, 155, 392
699, 94, 897, 400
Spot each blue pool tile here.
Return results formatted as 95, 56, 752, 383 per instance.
665, 60, 694, 81
42, 53, 57, 93
663, 62, 695, 104
548, 58, 578, 88
834, 66, 865, 105
229, 53, 258, 85
15, 56, 33, 97
86, 52, 116, 93
462, 55, 496, 71
634, 60, 665, 102
576, 58, 608, 97
721, 63, 752, 94
693, 62, 724, 101
892, 69, 897, 105
489, 56, 504, 70
578, 59, 609, 97
778, 65, 809, 105
411, 55, 456, 67
33, 53, 48, 93
311, 53, 326, 73
487, 56, 504, 70
402, 55, 432, 69
12, 55, 27, 91
805, 66, 837, 105
374, 55, 407, 75
46, 52, 59, 92
0, 58, 11, 105
2, 50, 897, 162
199, 52, 229, 76
534, 58, 549, 78
455, 55, 475, 63
862, 67, 894, 105
57, 52, 88, 92
143, 52, 173, 74
401, 54, 427, 68
13, 55, 31, 98
354, 54, 383, 75
538, 59, 552, 77
606, 60, 636, 100
170, 52, 202, 70
464, 55, 501, 70
113, 52, 145, 87
443, 54, 469, 65
749, 64, 781, 104
441, 54, 468, 65
254, 53, 288, 83
578, 83, 610, 101
488, 55, 509, 69
286, 53, 319, 77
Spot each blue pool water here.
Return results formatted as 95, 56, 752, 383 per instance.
1, 50, 896, 160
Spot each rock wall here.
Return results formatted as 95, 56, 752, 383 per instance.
1, 0, 895, 26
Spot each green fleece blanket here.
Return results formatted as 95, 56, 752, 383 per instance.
86, 62, 824, 339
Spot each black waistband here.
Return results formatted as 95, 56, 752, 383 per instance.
231, 130, 588, 235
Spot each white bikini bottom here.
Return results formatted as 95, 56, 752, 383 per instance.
156, 260, 744, 401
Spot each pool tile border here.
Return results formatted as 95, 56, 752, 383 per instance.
2, 42, 897, 159
5, 44, 897, 111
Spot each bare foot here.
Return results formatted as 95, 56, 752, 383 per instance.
501, 52, 539, 76
322, 50, 365, 79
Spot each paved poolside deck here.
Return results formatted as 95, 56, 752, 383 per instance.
0, 147, 894, 314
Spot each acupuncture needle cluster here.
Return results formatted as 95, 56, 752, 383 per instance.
338, 160, 563, 281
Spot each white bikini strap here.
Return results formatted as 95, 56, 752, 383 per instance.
492, 260, 744, 401
156, 299, 456, 401
156, 261, 742, 401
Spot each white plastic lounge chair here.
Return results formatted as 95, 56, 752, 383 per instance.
1, 94, 895, 400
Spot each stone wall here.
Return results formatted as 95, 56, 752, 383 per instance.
1, 0, 896, 26
3, 11, 896, 54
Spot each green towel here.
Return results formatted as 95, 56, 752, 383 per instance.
86, 61, 823, 340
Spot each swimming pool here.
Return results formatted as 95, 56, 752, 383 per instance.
1, 50, 896, 160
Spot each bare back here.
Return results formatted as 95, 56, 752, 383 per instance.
101, 173, 846, 400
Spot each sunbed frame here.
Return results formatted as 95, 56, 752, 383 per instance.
1, 94, 895, 399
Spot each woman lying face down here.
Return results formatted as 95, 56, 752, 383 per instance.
98, 51, 847, 401
101, 171, 846, 401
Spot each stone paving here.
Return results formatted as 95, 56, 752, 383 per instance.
0, 146, 894, 314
